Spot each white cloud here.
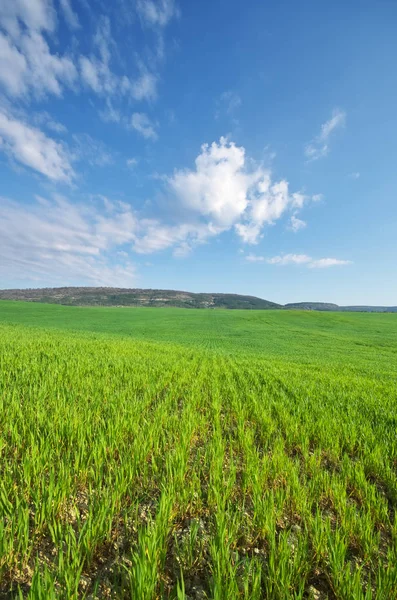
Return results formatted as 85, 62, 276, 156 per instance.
131, 71, 158, 101
79, 56, 103, 93
79, 20, 158, 103
59, 0, 80, 29
127, 157, 138, 168
0, 4, 157, 106
166, 137, 313, 246
0, 132, 330, 278
20, 31, 77, 96
0, 0, 56, 39
0, 30, 77, 98
169, 138, 249, 228
0, 33, 28, 96
309, 258, 352, 268
289, 215, 306, 232
267, 254, 351, 268
131, 112, 158, 140
0, 195, 138, 286
236, 177, 303, 244
305, 108, 346, 161
0, 109, 74, 182
312, 193, 324, 202
137, 0, 179, 28
245, 254, 264, 262
0, 0, 78, 99
349, 171, 360, 180
268, 254, 312, 266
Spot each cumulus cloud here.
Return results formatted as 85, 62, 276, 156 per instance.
267, 254, 351, 268
305, 108, 346, 161
0, 109, 74, 182
131, 112, 158, 139
169, 138, 249, 228
166, 137, 314, 245
0, 134, 330, 286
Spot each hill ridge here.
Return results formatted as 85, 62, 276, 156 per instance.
0, 287, 396, 312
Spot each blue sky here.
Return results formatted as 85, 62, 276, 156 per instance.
0, 0, 396, 305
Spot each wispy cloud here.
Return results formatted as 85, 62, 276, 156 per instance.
71, 133, 114, 167
0, 29, 77, 98
0, 108, 74, 182
131, 112, 158, 140
245, 254, 264, 262
215, 90, 241, 119
0, 0, 162, 113
288, 215, 307, 232
136, 0, 179, 28
267, 254, 352, 268
308, 258, 352, 268
59, 0, 80, 29
349, 171, 360, 180
0, 195, 138, 286
305, 109, 346, 161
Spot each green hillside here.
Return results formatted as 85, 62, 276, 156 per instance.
0, 287, 280, 310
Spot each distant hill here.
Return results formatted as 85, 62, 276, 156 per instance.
0, 287, 281, 310
340, 306, 397, 313
0, 288, 396, 312
285, 302, 339, 311
286, 302, 397, 313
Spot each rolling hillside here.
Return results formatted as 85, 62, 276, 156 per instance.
0, 287, 281, 309
0, 287, 396, 311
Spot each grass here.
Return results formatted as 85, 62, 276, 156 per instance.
0, 300, 396, 598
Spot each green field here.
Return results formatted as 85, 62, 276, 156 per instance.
1, 301, 396, 599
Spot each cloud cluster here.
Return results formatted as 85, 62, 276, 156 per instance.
0, 1, 77, 98
0, 0, 176, 108
0, 131, 342, 284
168, 137, 315, 245
305, 109, 346, 161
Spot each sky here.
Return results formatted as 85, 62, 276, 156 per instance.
0, 0, 396, 305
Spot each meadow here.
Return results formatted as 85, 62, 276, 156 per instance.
0, 301, 396, 599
